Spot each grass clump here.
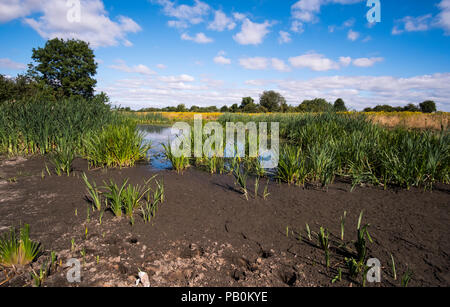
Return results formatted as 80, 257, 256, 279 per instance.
0, 224, 40, 267
84, 121, 150, 168
162, 142, 190, 174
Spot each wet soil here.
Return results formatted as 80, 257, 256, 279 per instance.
0, 156, 449, 287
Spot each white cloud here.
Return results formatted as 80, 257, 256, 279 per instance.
339, 56, 352, 67
208, 10, 236, 31
154, 0, 210, 28
109, 60, 156, 75
347, 29, 360, 41
12, 0, 142, 48
437, 0, 450, 34
213, 51, 231, 65
392, 14, 433, 35
181, 32, 213, 43
291, 0, 364, 23
289, 53, 340, 71
291, 20, 304, 33
239, 57, 269, 70
156, 64, 167, 69
271, 58, 291, 72
233, 12, 246, 21
0, 58, 27, 70
0, 0, 40, 23
352, 57, 384, 67
233, 18, 272, 45
158, 74, 195, 83
99, 73, 450, 112
278, 31, 292, 44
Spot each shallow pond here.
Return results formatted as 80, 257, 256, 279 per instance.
139, 125, 176, 170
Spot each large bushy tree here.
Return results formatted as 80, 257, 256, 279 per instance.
28, 38, 98, 99
297, 98, 332, 112
333, 98, 347, 112
259, 91, 286, 112
419, 100, 437, 113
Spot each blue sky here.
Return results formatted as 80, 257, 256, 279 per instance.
1, 0, 449, 111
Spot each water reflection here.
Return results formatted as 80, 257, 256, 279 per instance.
139, 125, 177, 170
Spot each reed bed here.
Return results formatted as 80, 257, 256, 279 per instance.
218, 112, 449, 190
0, 96, 150, 168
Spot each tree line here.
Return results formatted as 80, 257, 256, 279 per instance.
137, 91, 437, 114
0, 38, 438, 114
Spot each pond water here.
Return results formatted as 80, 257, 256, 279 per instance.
139, 125, 176, 170
139, 124, 277, 171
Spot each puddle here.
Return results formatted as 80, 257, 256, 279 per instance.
139, 125, 177, 170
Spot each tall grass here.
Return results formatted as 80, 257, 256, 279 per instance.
84, 120, 151, 168
0, 224, 40, 267
0, 96, 112, 155
219, 112, 449, 189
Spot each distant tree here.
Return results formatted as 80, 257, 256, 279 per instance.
297, 98, 332, 112
230, 103, 239, 113
28, 38, 97, 99
403, 103, 420, 112
333, 98, 348, 112
419, 100, 437, 113
240, 97, 258, 113
176, 104, 187, 112
190, 105, 200, 112
220, 105, 229, 112
259, 91, 286, 112
372, 105, 395, 112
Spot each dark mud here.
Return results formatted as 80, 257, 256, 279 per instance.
0, 156, 449, 287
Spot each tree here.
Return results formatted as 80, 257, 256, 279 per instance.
28, 38, 98, 99
230, 103, 239, 113
403, 103, 420, 112
419, 100, 436, 113
333, 98, 347, 112
240, 97, 258, 113
259, 91, 286, 112
220, 105, 229, 112
176, 104, 187, 112
297, 98, 332, 112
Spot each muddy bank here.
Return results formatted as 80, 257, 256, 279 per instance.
0, 156, 449, 287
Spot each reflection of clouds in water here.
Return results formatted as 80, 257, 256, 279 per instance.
139, 125, 181, 170
139, 125, 278, 170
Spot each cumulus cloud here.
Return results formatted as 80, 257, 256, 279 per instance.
0, 58, 27, 70
213, 51, 231, 65
352, 57, 384, 67
347, 29, 360, 41
271, 58, 291, 72
291, 20, 304, 33
156, 64, 167, 69
208, 10, 236, 31
291, 0, 364, 23
233, 18, 272, 45
339, 56, 352, 67
392, 14, 433, 35
437, 0, 450, 34
181, 32, 213, 43
1, 0, 141, 48
393, 1, 450, 36
109, 60, 156, 75
289, 53, 340, 71
278, 31, 292, 44
99, 73, 450, 111
154, 0, 210, 28
158, 74, 195, 83
239, 57, 269, 70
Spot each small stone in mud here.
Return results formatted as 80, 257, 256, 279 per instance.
231, 269, 246, 281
